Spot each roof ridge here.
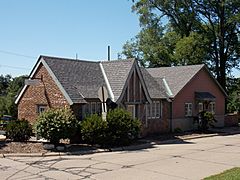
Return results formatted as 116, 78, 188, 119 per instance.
101, 58, 135, 63
147, 64, 204, 70
41, 55, 99, 64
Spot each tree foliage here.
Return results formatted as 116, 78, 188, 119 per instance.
0, 75, 26, 118
227, 77, 240, 112
6, 119, 33, 142
122, 0, 240, 89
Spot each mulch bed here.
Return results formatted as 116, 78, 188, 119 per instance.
0, 141, 48, 154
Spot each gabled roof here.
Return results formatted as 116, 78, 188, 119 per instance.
147, 64, 227, 98
141, 68, 167, 99
16, 55, 154, 105
147, 64, 205, 97
42, 56, 106, 102
101, 59, 135, 101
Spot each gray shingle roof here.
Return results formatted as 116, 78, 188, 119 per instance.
147, 64, 204, 97
140, 68, 167, 99
42, 56, 105, 103
102, 59, 135, 101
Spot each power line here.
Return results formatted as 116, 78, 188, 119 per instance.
0, 49, 37, 59
0, 64, 31, 70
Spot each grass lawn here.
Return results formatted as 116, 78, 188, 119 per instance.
204, 167, 240, 180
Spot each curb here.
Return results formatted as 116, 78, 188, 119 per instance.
1, 130, 239, 158
0, 148, 109, 158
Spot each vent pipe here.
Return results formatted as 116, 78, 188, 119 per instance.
107, 46, 110, 61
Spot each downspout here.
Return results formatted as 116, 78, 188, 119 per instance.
169, 98, 174, 132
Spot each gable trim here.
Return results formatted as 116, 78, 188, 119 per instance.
99, 62, 115, 101
117, 60, 152, 104
162, 78, 173, 98
15, 57, 74, 105
174, 65, 227, 98
15, 59, 42, 104
41, 58, 74, 105
203, 66, 227, 97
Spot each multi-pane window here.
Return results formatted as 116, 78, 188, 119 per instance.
37, 105, 47, 114
83, 102, 102, 117
185, 103, 192, 117
146, 101, 162, 119
209, 102, 216, 114
198, 102, 203, 113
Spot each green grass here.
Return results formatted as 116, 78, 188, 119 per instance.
204, 167, 240, 180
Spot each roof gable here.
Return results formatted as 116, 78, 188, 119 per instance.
147, 64, 204, 97
42, 56, 105, 103
141, 67, 167, 99
101, 59, 135, 101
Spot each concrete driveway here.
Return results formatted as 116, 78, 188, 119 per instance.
0, 133, 240, 180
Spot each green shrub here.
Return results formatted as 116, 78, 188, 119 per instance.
106, 108, 141, 146
35, 107, 79, 144
81, 114, 107, 145
198, 111, 217, 131
6, 119, 32, 141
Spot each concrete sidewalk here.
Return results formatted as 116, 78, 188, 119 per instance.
1, 126, 240, 158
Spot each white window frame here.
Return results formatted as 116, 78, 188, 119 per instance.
209, 102, 216, 114
127, 105, 135, 118
198, 102, 203, 113
185, 103, 192, 117
37, 105, 47, 114
146, 101, 162, 119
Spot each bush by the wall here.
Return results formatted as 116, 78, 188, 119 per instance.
35, 107, 79, 144
198, 111, 217, 131
106, 108, 141, 146
81, 114, 107, 145
6, 119, 32, 141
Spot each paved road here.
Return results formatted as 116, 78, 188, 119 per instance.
0, 134, 240, 180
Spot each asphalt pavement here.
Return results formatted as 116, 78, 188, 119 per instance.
0, 131, 240, 180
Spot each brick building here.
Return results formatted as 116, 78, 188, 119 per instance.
15, 55, 226, 135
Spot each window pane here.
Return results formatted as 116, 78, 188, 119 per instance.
151, 103, 155, 118
92, 102, 96, 113
147, 104, 151, 118
156, 101, 160, 118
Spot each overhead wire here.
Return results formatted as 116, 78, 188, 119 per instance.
0, 49, 36, 70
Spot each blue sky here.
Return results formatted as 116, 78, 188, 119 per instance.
0, 0, 139, 77
0, 1, 239, 78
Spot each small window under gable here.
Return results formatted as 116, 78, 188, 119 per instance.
37, 105, 47, 114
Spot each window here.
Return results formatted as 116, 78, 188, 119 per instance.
146, 101, 162, 119
209, 102, 215, 114
83, 102, 102, 117
37, 105, 47, 114
198, 102, 203, 113
185, 103, 192, 116
127, 105, 135, 118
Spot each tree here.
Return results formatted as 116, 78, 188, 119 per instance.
227, 77, 240, 112
123, 0, 240, 90
0, 75, 26, 118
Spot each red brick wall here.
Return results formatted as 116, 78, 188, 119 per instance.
141, 100, 170, 136
224, 113, 239, 127
173, 68, 225, 119
18, 63, 69, 124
